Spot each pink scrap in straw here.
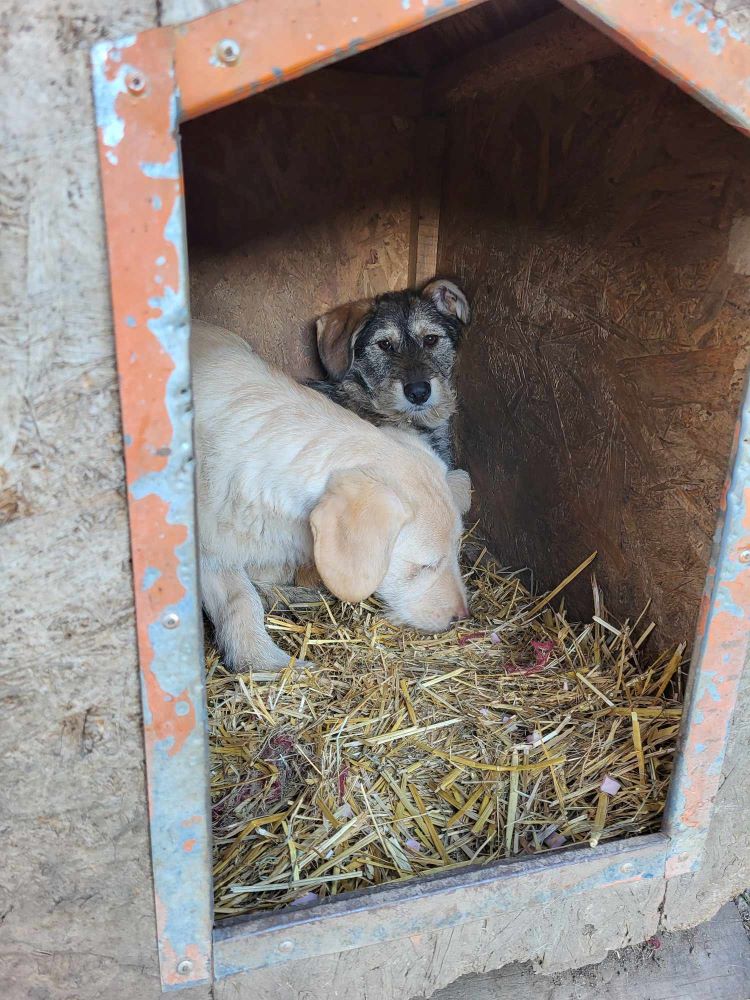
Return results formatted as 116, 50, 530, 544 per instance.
600, 775, 621, 795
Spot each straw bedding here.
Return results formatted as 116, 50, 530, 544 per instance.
208, 541, 685, 919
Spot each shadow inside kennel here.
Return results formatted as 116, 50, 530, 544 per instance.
180, 0, 750, 922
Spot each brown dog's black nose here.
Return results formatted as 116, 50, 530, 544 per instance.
404, 381, 431, 405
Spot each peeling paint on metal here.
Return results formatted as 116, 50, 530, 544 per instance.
664, 369, 750, 876
91, 37, 136, 148
425, 0, 460, 17
142, 566, 162, 590
213, 835, 667, 977
92, 26, 212, 991
671, 2, 731, 56
141, 150, 181, 180
173, 0, 487, 121
711, 21, 728, 54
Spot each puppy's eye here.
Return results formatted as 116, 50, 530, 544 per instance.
423, 335, 439, 348
377, 339, 394, 352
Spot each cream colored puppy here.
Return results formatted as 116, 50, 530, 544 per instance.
191, 320, 472, 672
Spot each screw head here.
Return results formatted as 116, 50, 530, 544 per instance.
126, 71, 146, 95
162, 611, 180, 629
176, 959, 193, 976
619, 862, 634, 874
216, 38, 241, 65
740, 549, 750, 563
277, 939, 294, 954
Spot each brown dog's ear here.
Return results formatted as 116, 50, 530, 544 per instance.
315, 299, 373, 377
310, 469, 410, 603
422, 279, 471, 325
447, 468, 472, 516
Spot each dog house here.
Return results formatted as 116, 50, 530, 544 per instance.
92, 0, 750, 993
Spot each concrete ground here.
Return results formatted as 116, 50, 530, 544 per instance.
412, 899, 750, 1000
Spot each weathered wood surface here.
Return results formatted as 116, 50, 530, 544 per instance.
439, 53, 750, 649
161, 0, 237, 23
418, 902, 750, 1000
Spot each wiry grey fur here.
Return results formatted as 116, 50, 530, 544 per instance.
308, 281, 470, 466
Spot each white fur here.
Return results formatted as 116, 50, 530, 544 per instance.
191, 320, 470, 672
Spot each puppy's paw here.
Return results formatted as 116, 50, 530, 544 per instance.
262, 646, 315, 674
291, 657, 315, 672
447, 468, 472, 515
224, 640, 313, 675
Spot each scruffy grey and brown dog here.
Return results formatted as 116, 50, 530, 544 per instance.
308, 279, 470, 466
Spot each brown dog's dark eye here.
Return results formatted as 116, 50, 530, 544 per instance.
377, 339, 393, 352
423, 335, 439, 348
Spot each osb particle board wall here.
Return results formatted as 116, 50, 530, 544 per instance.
183, 72, 416, 380
440, 53, 750, 648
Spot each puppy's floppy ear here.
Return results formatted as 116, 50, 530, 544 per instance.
310, 469, 410, 603
422, 279, 471, 325
315, 299, 373, 377
447, 468, 472, 516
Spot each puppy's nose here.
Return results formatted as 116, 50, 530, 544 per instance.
404, 380, 431, 405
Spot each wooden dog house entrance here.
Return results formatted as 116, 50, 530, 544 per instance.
92, 0, 750, 991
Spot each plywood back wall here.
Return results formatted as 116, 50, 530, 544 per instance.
182, 74, 415, 381
439, 55, 750, 648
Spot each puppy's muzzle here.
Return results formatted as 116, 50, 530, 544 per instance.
403, 380, 431, 405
